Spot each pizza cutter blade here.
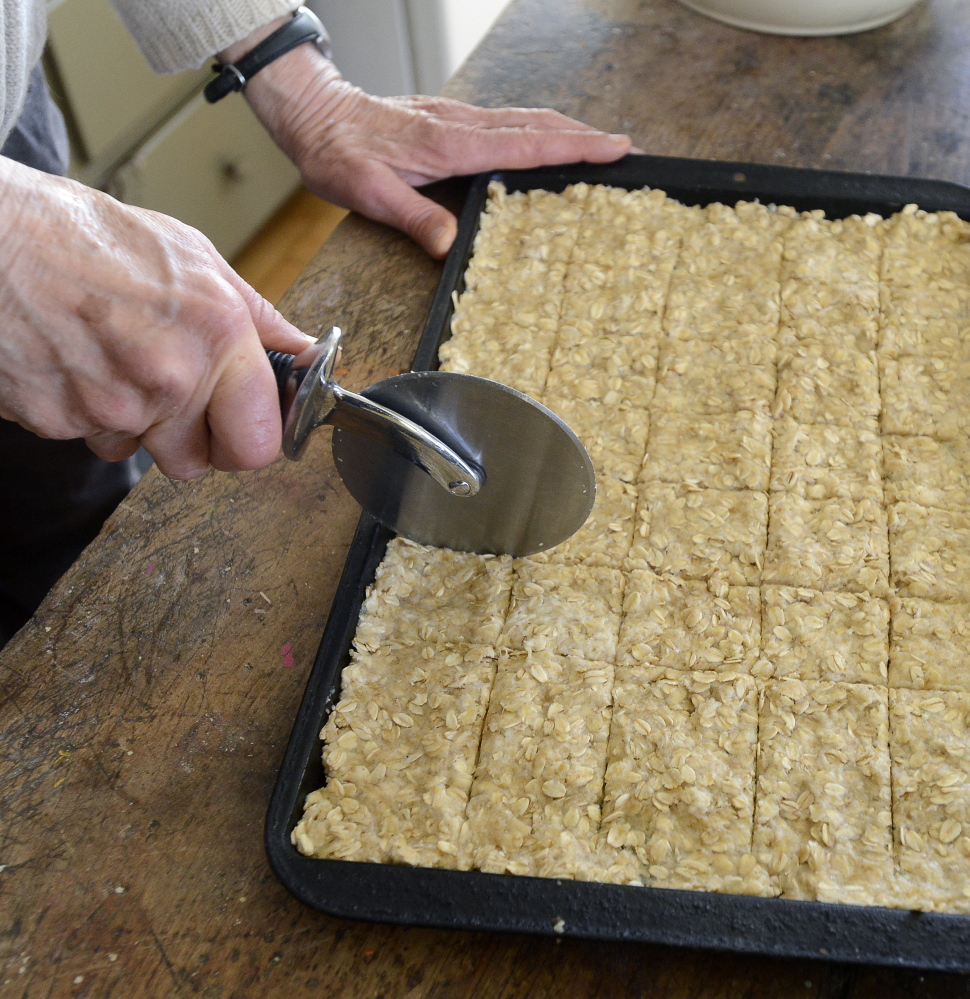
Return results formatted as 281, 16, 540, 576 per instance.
267, 328, 595, 556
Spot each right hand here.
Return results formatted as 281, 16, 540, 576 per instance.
0, 156, 313, 479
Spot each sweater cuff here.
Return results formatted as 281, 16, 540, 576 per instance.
108, 0, 303, 73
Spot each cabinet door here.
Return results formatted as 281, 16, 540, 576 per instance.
47, 0, 205, 165
110, 95, 300, 260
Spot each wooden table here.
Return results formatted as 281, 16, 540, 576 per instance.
5, 0, 970, 994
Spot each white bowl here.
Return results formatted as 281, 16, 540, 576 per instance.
677, 0, 920, 35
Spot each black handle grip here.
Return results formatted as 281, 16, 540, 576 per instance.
266, 350, 297, 410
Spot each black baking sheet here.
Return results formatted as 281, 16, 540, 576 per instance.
265, 154, 970, 970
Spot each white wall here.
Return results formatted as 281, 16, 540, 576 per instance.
439, 0, 509, 78
308, 0, 509, 97
409, 0, 510, 92
307, 0, 416, 95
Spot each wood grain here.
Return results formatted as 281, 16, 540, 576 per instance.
6, 0, 970, 994
231, 188, 348, 306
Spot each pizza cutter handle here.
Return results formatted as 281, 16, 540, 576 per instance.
265, 328, 482, 497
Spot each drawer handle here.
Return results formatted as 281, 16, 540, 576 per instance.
219, 158, 246, 184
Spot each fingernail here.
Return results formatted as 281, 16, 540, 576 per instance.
609, 133, 630, 142
431, 226, 454, 258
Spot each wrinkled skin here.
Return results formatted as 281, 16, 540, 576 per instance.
0, 157, 313, 478
0, 21, 631, 478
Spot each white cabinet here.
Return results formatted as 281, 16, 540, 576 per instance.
47, 0, 206, 176
109, 93, 299, 259
45, 0, 300, 258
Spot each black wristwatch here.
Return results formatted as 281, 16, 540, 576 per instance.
204, 5, 332, 103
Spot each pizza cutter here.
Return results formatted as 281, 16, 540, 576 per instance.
266, 327, 595, 556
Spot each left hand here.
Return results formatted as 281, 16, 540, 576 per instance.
222, 30, 633, 258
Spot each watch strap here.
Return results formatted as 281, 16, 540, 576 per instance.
204, 6, 331, 103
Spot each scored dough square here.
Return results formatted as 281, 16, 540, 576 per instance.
526, 475, 637, 567
570, 183, 693, 273
438, 324, 557, 399
879, 208, 970, 357
782, 214, 883, 302
889, 502, 970, 602
616, 570, 760, 671
460, 652, 635, 881
640, 409, 772, 492
545, 333, 658, 407
558, 285, 662, 339
880, 356, 970, 440
879, 302, 970, 358
769, 419, 883, 501
778, 299, 879, 354
889, 598, 970, 690
653, 335, 776, 416
540, 396, 650, 484
774, 336, 880, 428
880, 207, 970, 287
753, 680, 893, 905
780, 215, 882, 360
883, 436, 970, 510
449, 293, 560, 341
513, 198, 586, 265
890, 688, 970, 913
630, 482, 768, 586
291, 645, 497, 868
759, 585, 889, 684
465, 184, 586, 275
459, 205, 582, 302
764, 494, 889, 597
664, 200, 788, 333
600, 668, 770, 895
462, 212, 550, 296
354, 539, 513, 654
504, 562, 624, 662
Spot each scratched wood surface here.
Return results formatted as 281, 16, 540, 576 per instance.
5, 0, 970, 995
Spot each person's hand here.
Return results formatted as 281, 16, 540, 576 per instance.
0, 156, 313, 478
227, 32, 633, 258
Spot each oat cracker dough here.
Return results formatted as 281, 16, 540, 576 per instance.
461, 651, 638, 883
631, 482, 768, 587
600, 668, 770, 895
294, 181, 970, 917
769, 420, 882, 502
503, 562, 624, 662
641, 409, 772, 492
889, 503, 970, 602
883, 435, 970, 510
292, 645, 498, 868
616, 571, 760, 672
891, 688, 970, 913
753, 680, 893, 905
759, 586, 889, 684
354, 538, 512, 654
764, 494, 889, 597
889, 598, 970, 690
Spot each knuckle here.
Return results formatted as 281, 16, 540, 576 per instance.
129, 359, 200, 411
94, 394, 145, 436
413, 96, 457, 116
24, 415, 81, 441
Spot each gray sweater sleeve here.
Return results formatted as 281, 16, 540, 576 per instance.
0, 0, 47, 146
108, 0, 302, 73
